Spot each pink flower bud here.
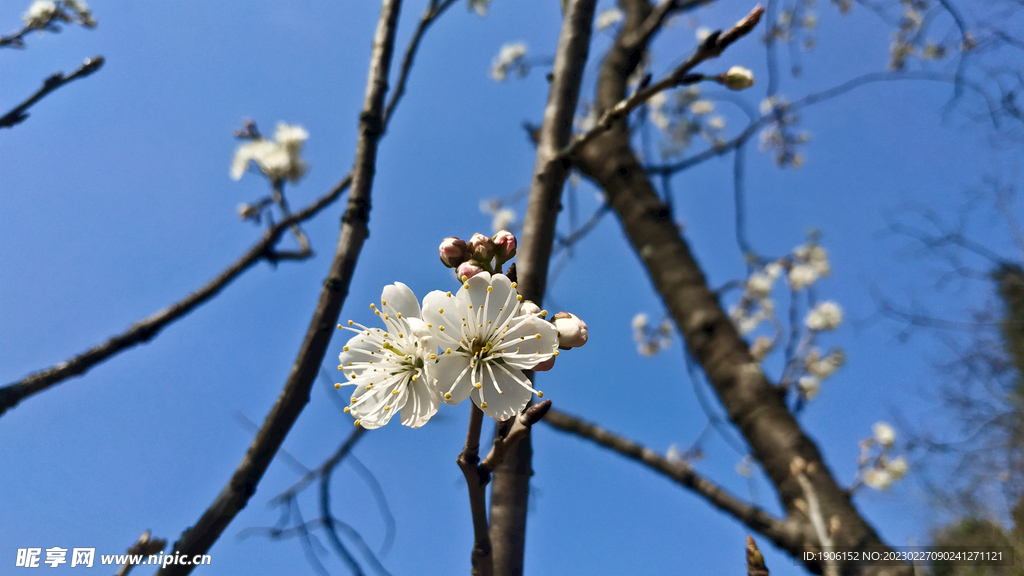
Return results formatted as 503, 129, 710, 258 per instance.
492, 229, 517, 263
439, 237, 469, 268
457, 261, 485, 281
552, 311, 588, 349
532, 357, 556, 372
467, 232, 496, 263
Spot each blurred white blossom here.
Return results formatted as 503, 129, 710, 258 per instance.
231, 122, 309, 184
490, 42, 528, 82
873, 422, 896, 447
468, 0, 489, 17
805, 301, 842, 331
596, 8, 624, 30
22, 0, 56, 27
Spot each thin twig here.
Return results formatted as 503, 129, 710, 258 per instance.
479, 401, 552, 475
155, 1, 403, 573
561, 5, 764, 160
0, 56, 104, 129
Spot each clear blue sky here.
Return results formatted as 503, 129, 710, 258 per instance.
1, 0, 1017, 574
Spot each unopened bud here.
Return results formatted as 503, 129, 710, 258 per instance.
552, 311, 588, 349
520, 300, 542, 316
439, 237, 469, 268
532, 357, 556, 371
457, 260, 485, 281
493, 229, 517, 263
468, 232, 496, 263
721, 66, 755, 90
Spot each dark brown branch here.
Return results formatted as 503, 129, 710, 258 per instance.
154, 1, 403, 573
542, 408, 803, 556
488, 2, 596, 575
0, 56, 104, 129
480, 401, 552, 475
457, 404, 492, 576
620, 0, 704, 50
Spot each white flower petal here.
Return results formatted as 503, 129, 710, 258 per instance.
382, 282, 422, 320
423, 290, 469, 348
496, 314, 559, 369
432, 352, 474, 405
477, 363, 533, 421
400, 379, 439, 428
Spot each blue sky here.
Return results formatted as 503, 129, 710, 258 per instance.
1, 0, 1019, 574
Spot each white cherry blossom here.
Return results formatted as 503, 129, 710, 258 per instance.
337, 283, 440, 429
422, 273, 558, 421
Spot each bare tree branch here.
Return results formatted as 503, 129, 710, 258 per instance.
457, 404, 493, 576
155, 2, 403, 573
488, 1, 596, 574
0, 56, 104, 129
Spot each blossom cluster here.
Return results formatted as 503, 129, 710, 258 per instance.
490, 42, 528, 82
22, 0, 94, 31
335, 232, 588, 428
726, 237, 846, 400
645, 86, 729, 158
631, 313, 673, 356
758, 95, 809, 168
231, 121, 309, 184
857, 422, 909, 491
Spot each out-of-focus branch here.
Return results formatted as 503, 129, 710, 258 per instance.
621, 0, 703, 49
0, 56, 104, 129
115, 530, 166, 576
1, 0, 447, 417
561, 5, 764, 159
382, 0, 457, 125
542, 408, 804, 556
155, 1, 403, 573
488, 2, 596, 575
